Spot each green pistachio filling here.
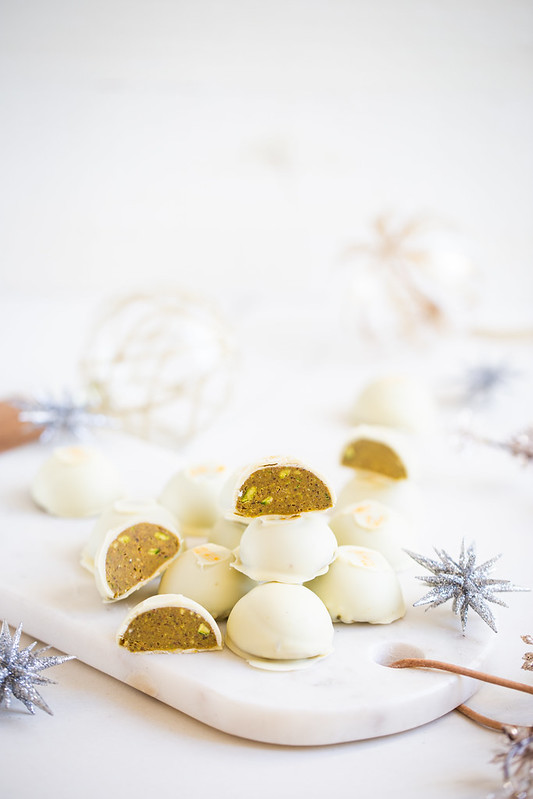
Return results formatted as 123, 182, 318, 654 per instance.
105, 523, 180, 599
235, 465, 333, 517
341, 439, 408, 479
118, 606, 219, 652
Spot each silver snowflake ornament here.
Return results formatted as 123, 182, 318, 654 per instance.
405, 540, 528, 633
490, 725, 533, 799
15, 391, 114, 444
0, 621, 75, 715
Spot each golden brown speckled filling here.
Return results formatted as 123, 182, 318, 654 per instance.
341, 440, 407, 479
235, 465, 333, 517
105, 523, 180, 599
118, 606, 219, 652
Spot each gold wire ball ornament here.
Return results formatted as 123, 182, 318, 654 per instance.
340, 215, 477, 346
79, 291, 236, 447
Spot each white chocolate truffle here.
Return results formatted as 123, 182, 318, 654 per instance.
340, 424, 417, 481
226, 582, 334, 669
336, 473, 423, 523
89, 500, 183, 602
81, 498, 180, 573
351, 374, 436, 434
231, 515, 338, 584
159, 543, 255, 619
208, 517, 248, 549
329, 500, 416, 571
306, 546, 406, 624
220, 456, 335, 521
117, 593, 222, 653
159, 462, 227, 534
31, 446, 123, 518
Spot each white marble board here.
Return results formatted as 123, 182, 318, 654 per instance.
0, 435, 494, 746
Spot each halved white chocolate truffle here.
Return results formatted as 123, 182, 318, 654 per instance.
306, 545, 406, 624
232, 515, 338, 584
208, 517, 248, 549
159, 462, 227, 535
351, 374, 436, 434
225, 583, 334, 670
220, 456, 335, 520
81, 498, 180, 574
336, 472, 423, 523
117, 594, 222, 653
31, 446, 123, 518
159, 543, 255, 619
329, 500, 416, 571
340, 424, 417, 481
89, 501, 183, 602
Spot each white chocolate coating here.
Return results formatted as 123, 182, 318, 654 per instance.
225, 582, 334, 668
231, 515, 338, 584
159, 543, 255, 619
219, 455, 336, 521
117, 593, 222, 653
351, 374, 437, 434
159, 462, 227, 534
87, 500, 183, 602
336, 473, 423, 524
208, 517, 248, 549
341, 424, 418, 480
31, 446, 124, 518
306, 545, 406, 624
81, 498, 181, 574
329, 500, 416, 571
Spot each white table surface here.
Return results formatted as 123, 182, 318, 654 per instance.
1, 1, 532, 794
1, 290, 533, 799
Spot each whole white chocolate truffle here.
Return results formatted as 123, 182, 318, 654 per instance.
306, 545, 406, 624
226, 582, 334, 669
329, 499, 416, 571
336, 473, 423, 524
159, 462, 227, 535
351, 374, 436, 434
231, 515, 338, 584
340, 424, 418, 481
159, 543, 255, 619
31, 446, 124, 518
208, 517, 248, 550
81, 498, 180, 573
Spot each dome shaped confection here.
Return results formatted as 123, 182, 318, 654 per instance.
31, 446, 124, 518
225, 582, 334, 670
329, 499, 416, 571
220, 456, 335, 520
351, 374, 437, 434
84, 499, 183, 602
306, 545, 406, 625
159, 543, 255, 620
117, 594, 222, 654
159, 462, 228, 536
208, 517, 248, 549
232, 515, 338, 584
340, 424, 418, 481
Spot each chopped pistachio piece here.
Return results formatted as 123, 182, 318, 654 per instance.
198, 623, 210, 637
148, 547, 161, 555
241, 485, 257, 503
154, 531, 170, 541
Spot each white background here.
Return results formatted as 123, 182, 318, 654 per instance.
1, 0, 532, 313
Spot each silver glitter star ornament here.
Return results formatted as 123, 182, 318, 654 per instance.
0, 621, 75, 715
405, 540, 528, 633
15, 392, 114, 443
